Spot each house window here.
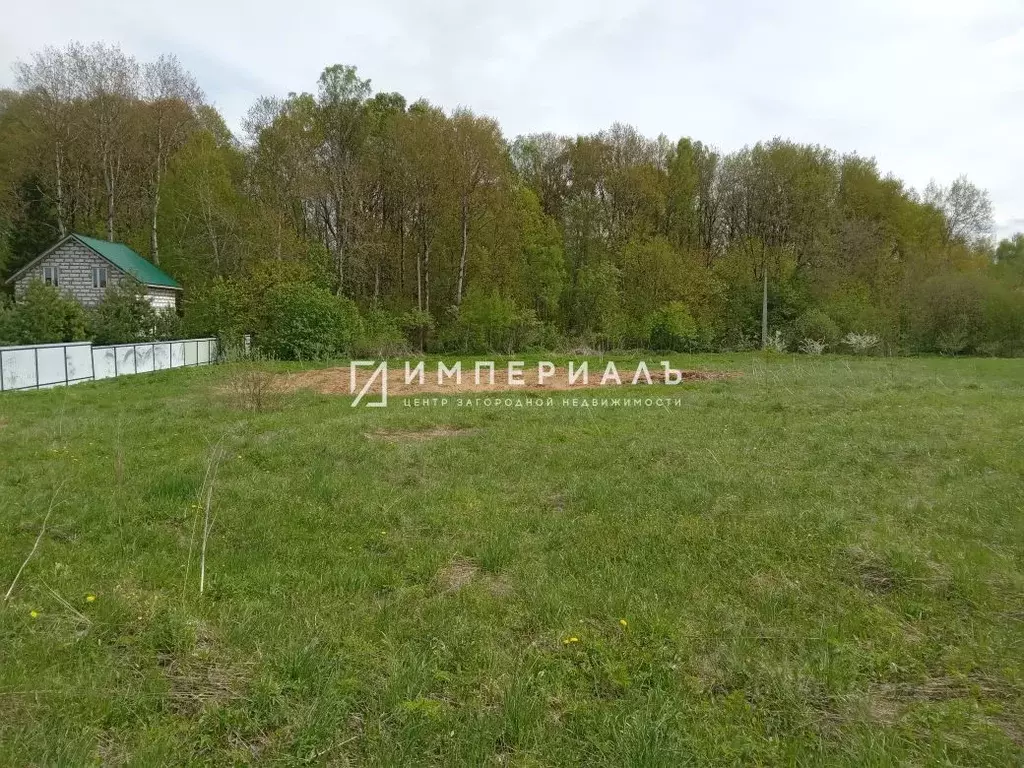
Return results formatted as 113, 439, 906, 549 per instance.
93, 267, 108, 289
43, 266, 59, 286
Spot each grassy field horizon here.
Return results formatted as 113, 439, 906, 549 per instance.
1, 353, 1022, 765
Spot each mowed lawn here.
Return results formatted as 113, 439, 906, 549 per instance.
1, 354, 1022, 766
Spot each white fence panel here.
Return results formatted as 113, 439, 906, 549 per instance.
66, 345, 93, 384
36, 347, 68, 388
1, 348, 38, 390
92, 347, 116, 380
135, 344, 155, 373
1, 338, 218, 391
116, 346, 136, 376
170, 342, 185, 368
153, 343, 171, 371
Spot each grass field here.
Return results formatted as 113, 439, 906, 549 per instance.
1, 353, 1022, 766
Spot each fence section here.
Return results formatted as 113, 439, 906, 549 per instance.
0, 338, 218, 392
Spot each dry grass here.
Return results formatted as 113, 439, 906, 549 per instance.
437, 558, 481, 592
436, 557, 514, 597
226, 364, 279, 413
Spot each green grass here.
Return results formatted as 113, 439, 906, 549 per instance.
1, 353, 1022, 765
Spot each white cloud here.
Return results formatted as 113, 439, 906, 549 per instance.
1, 0, 1021, 236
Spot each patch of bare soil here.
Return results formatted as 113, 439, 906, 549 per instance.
367, 426, 478, 442
276, 364, 736, 397
158, 622, 253, 717
436, 557, 513, 597
848, 675, 1022, 746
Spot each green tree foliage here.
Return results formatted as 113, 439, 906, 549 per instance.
257, 282, 360, 360
1, 43, 1019, 356
88, 282, 158, 345
792, 309, 841, 345
448, 288, 541, 353
649, 302, 700, 351
0, 281, 87, 344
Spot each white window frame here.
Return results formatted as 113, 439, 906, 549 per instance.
93, 266, 108, 289
43, 265, 59, 286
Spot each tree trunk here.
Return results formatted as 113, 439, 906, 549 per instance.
104, 149, 115, 241
456, 194, 468, 306
424, 239, 431, 313
399, 213, 406, 296
416, 223, 422, 312
761, 259, 769, 349
150, 163, 161, 264
150, 132, 163, 264
54, 142, 66, 237
334, 197, 344, 295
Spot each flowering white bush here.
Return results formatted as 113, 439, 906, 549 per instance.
798, 338, 827, 355
841, 332, 880, 354
765, 329, 787, 353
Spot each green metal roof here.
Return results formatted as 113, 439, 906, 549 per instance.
72, 234, 181, 289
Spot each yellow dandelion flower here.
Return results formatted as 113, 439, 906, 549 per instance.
619, 618, 628, 628
86, 594, 96, 603
30, 610, 39, 619
562, 636, 580, 645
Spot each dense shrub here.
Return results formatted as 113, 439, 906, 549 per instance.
257, 282, 360, 360
354, 306, 409, 358
153, 308, 184, 341
649, 302, 699, 351
792, 309, 840, 345
183, 277, 252, 346
910, 272, 1024, 356
448, 289, 542, 353
0, 294, 15, 344
400, 309, 435, 352
824, 284, 890, 338
88, 282, 158, 345
0, 281, 88, 344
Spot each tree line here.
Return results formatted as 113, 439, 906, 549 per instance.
2, 43, 1022, 356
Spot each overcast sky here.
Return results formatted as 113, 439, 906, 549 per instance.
2, 0, 1021, 237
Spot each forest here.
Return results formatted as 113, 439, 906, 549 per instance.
1, 42, 1022, 356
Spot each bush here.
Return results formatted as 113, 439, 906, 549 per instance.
401, 309, 435, 352
909, 272, 1024, 356
841, 332, 881, 354
649, 302, 699, 351
1, 281, 88, 345
354, 306, 409, 358
764, 329, 788, 353
450, 289, 542, 353
0, 294, 16, 344
88, 282, 158, 345
792, 309, 840, 345
257, 282, 360, 360
798, 338, 827, 355
153, 309, 184, 341
183, 278, 251, 346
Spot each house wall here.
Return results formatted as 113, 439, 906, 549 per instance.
14, 240, 128, 307
146, 287, 179, 311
